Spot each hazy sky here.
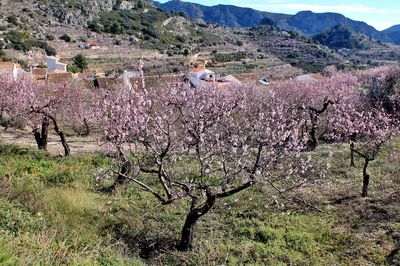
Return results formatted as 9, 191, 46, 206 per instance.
158, 0, 400, 30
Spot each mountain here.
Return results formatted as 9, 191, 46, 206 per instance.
382, 25, 400, 44
155, 0, 396, 44
383, 25, 400, 33
313, 24, 372, 49
284, 11, 389, 41
154, 0, 290, 28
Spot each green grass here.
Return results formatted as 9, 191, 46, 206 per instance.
0, 140, 398, 265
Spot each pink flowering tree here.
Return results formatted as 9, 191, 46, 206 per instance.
0, 73, 19, 127
274, 72, 359, 151
357, 66, 400, 116
68, 84, 100, 137
98, 83, 321, 251
0, 72, 82, 156
330, 101, 398, 197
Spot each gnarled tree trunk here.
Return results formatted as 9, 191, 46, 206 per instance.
177, 194, 216, 251
106, 160, 132, 193
33, 117, 50, 150
49, 115, 70, 156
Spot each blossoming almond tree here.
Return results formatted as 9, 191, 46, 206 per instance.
98, 83, 320, 251
0, 72, 31, 129
0, 72, 82, 156
330, 102, 398, 197
275, 73, 359, 151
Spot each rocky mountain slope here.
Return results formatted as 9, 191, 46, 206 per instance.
155, 0, 399, 44
0, 0, 229, 60
313, 24, 374, 50
154, 0, 289, 28
383, 25, 400, 45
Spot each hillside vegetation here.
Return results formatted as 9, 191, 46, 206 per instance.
314, 24, 373, 50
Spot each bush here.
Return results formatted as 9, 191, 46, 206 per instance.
6, 15, 18, 25
73, 54, 89, 71
88, 21, 103, 33
46, 34, 55, 41
236, 40, 244, 46
59, 34, 72, 43
110, 23, 123, 34
67, 65, 82, 74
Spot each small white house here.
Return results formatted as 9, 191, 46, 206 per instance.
46, 56, 67, 73
190, 68, 215, 82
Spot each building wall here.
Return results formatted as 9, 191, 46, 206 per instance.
191, 70, 215, 81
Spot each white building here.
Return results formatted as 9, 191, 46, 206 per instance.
46, 56, 68, 73
190, 67, 215, 82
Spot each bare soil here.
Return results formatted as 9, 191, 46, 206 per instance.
0, 128, 107, 156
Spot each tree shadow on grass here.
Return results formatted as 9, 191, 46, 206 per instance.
111, 223, 177, 260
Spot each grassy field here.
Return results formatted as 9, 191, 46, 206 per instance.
0, 139, 398, 265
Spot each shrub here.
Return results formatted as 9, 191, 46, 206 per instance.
6, 15, 18, 25
59, 34, 72, 43
46, 34, 55, 41
72, 54, 89, 71
67, 65, 82, 74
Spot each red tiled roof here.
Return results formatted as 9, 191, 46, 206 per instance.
191, 67, 205, 72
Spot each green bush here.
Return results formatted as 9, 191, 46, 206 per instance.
59, 34, 72, 42
72, 54, 89, 72
67, 65, 81, 73
6, 14, 18, 25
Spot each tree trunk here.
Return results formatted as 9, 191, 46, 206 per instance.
350, 133, 357, 167
177, 194, 216, 251
307, 123, 318, 151
350, 142, 355, 167
106, 160, 132, 192
72, 118, 90, 136
50, 116, 70, 156
362, 158, 370, 197
33, 117, 49, 150
177, 212, 198, 251
58, 131, 70, 156
83, 118, 90, 136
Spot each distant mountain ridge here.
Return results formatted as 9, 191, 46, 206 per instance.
154, 0, 289, 28
383, 25, 400, 33
155, 0, 399, 44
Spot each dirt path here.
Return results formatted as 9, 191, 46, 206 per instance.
0, 128, 109, 156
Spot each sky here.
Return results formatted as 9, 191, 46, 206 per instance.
157, 0, 400, 30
